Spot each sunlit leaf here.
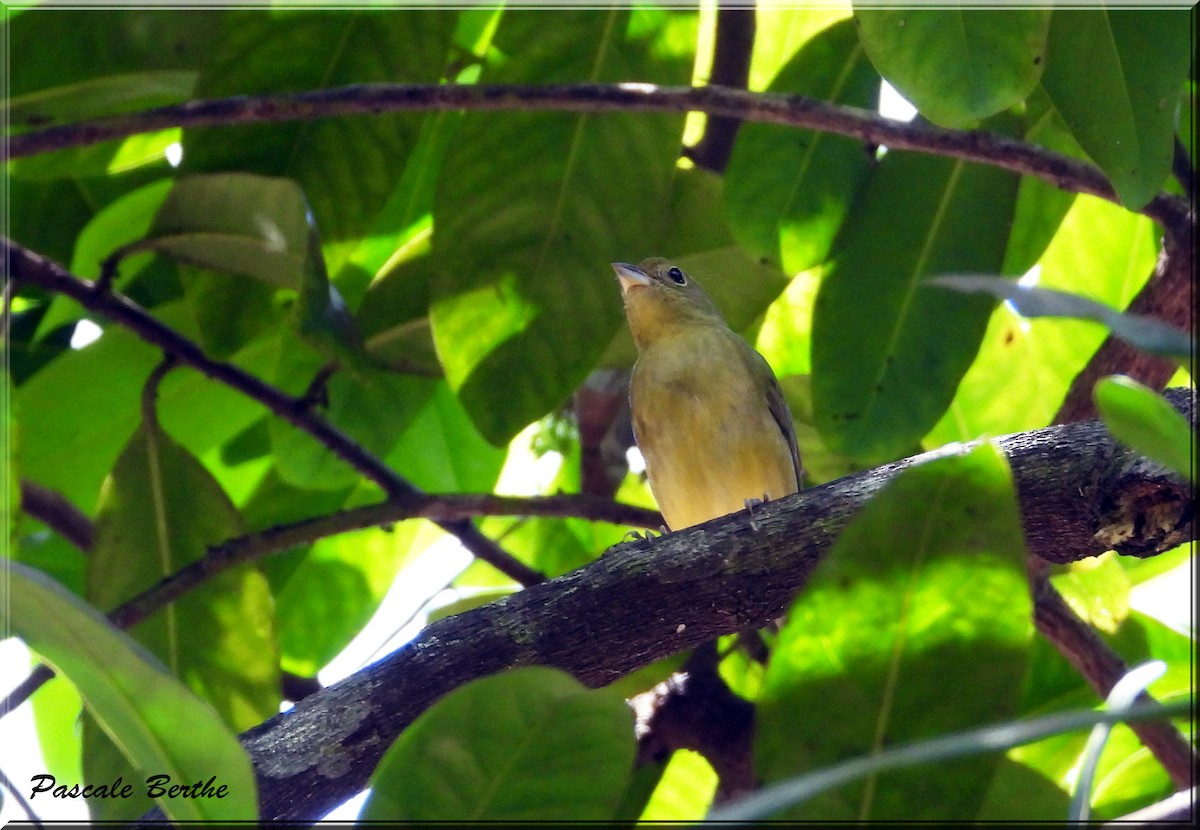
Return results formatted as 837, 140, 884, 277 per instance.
4, 562, 258, 823
362, 667, 635, 820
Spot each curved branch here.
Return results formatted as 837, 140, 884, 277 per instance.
124, 390, 1192, 822
7, 83, 1191, 234
3, 238, 543, 588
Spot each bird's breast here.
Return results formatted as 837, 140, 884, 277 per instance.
630, 333, 797, 530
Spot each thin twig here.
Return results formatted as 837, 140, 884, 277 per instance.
6, 83, 1191, 234
0, 765, 45, 829
5, 239, 543, 587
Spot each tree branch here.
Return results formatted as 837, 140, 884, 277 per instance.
1032, 573, 1194, 789
3, 479, 658, 717
6, 83, 1191, 234
19, 480, 94, 552
129, 391, 1194, 823
3, 238, 543, 589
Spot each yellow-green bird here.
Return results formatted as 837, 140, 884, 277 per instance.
613, 258, 802, 531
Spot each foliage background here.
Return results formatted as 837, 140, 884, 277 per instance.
2, 2, 1194, 824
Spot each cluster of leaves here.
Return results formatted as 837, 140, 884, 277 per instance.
2, 4, 1194, 824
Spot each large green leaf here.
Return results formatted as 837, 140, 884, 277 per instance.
15, 302, 275, 511
756, 441, 1031, 820
267, 340, 437, 491
132, 173, 312, 289
925, 195, 1157, 445
430, 8, 695, 445
811, 148, 1020, 464
362, 667, 635, 820
725, 18, 880, 274
1094, 377, 1194, 483
4, 562, 258, 823
183, 10, 455, 275
82, 420, 278, 819
747, 5, 851, 92
1040, 10, 1191, 209
4, 10, 221, 179
853, 8, 1050, 127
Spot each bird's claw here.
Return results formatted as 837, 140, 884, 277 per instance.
745, 494, 769, 532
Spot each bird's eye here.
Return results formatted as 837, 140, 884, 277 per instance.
667, 266, 686, 285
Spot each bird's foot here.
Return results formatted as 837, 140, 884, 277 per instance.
622, 526, 667, 544
745, 494, 770, 532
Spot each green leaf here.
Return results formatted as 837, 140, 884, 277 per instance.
15, 302, 272, 511
3, 562, 258, 823
747, 6, 851, 92
812, 149, 1020, 464
133, 173, 313, 288
756, 441, 1031, 820
1040, 10, 1191, 209
925, 195, 1157, 445
267, 343, 437, 491
6, 70, 196, 129
430, 8, 694, 445
275, 520, 435, 677
726, 18, 880, 274
1000, 87, 1082, 276
1094, 377, 1194, 483
89, 423, 279, 720
1050, 554, 1132, 636
853, 8, 1050, 127
639, 749, 718, 820
183, 10, 456, 274
84, 419, 277, 820
362, 667, 635, 820
928, 276, 1191, 359
385, 379, 507, 493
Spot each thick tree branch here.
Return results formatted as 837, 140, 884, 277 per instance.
6, 83, 1191, 234
130, 392, 1193, 823
4, 238, 543, 589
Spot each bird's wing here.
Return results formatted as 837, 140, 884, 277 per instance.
751, 348, 803, 490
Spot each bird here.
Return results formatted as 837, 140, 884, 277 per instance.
613, 257, 802, 531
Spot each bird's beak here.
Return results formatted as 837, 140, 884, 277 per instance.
612, 262, 650, 294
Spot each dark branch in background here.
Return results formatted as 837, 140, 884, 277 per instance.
126, 390, 1194, 823
1032, 574, 1194, 790
634, 643, 756, 802
1054, 227, 1195, 424
688, 7, 756, 173
3, 238, 544, 588
19, 480, 94, 552
6, 83, 1192, 235
575, 368, 635, 498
